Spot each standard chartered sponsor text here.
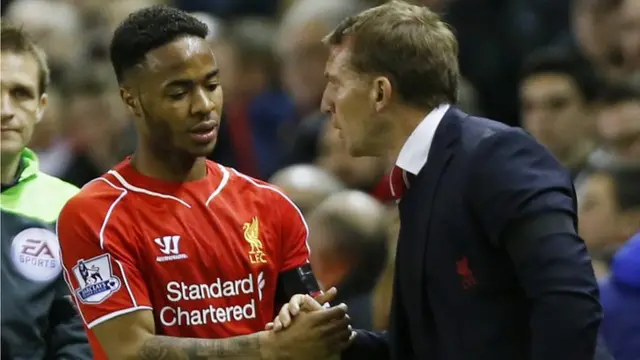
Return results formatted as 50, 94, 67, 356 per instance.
160, 274, 264, 326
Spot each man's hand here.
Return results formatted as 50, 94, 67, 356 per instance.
262, 303, 352, 360
266, 287, 337, 331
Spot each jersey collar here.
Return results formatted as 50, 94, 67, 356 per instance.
18, 147, 39, 182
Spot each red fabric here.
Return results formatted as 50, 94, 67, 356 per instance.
370, 173, 395, 203
389, 166, 410, 200
57, 159, 310, 358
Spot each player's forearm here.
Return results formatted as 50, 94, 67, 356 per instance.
137, 332, 270, 360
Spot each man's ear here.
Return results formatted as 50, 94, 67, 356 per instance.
120, 87, 141, 118
35, 93, 48, 123
371, 76, 392, 112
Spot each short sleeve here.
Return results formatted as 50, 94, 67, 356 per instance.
277, 192, 310, 272
57, 190, 152, 329
467, 129, 577, 246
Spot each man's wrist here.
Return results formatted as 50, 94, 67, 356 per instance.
258, 330, 280, 360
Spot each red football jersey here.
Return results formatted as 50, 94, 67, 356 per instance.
57, 159, 310, 359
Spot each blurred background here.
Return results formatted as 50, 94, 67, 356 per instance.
2, 0, 639, 356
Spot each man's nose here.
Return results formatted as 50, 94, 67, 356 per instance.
320, 88, 332, 115
191, 87, 215, 115
1, 92, 15, 122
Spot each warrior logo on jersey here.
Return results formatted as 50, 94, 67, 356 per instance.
243, 217, 267, 264
72, 253, 121, 304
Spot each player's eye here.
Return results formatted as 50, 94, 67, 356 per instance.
206, 83, 219, 92
168, 92, 187, 100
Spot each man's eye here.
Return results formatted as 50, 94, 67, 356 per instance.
206, 83, 219, 92
12, 87, 33, 99
169, 92, 187, 100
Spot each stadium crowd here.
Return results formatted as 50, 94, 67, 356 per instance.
1, 0, 639, 359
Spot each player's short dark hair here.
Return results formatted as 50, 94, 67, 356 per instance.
597, 82, 640, 107
0, 21, 50, 95
520, 48, 600, 102
109, 5, 209, 84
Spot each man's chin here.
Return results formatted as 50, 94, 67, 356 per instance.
0, 140, 26, 159
348, 143, 378, 158
188, 139, 217, 158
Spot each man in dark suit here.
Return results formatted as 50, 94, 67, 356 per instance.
267, 1, 606, 359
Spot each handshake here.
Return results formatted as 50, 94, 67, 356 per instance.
259, 287, 356, 360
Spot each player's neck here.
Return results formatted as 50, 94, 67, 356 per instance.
131, 147, 207, 182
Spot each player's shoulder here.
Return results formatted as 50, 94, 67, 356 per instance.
216, 163, 297, 209
59, 174, 128, 224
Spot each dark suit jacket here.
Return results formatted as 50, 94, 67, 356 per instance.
343, 107, 604, 360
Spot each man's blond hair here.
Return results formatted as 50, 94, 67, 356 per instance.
324, 0, 459, 109
0, 21, 50, 95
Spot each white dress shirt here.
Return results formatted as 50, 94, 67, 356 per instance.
395, 104, 450, 175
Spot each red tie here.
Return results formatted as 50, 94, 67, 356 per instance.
389, 166, 411, 200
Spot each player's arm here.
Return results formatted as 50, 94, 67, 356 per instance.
92, 309, 273, 360
272, 189, 322, 305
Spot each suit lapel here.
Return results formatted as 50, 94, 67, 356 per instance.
396, 108, 462, 343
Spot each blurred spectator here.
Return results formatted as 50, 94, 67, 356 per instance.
595, 82, 640, 162
306, 190, 388, 330
315, 120, 389, 200
103, 0, 168, 32
445, 0, 571, 126
457, 78, 482, 116
45, 68, 130, 187
599, 232, 640, 360
191, 12, 223, 40
269, 164, 344, 215
592, 258, 612, 280
578, 164, 640, 257
209, 18, 295, 179
619, 0, 640, 83
5, 0, 83, 82
173, 0, 280, 19
278, 0, 368, 164
569, 0, 624, 79
519, 48, 600, 179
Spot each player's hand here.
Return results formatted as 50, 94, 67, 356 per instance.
262, 303, 352, 360
265, 287, 337, 331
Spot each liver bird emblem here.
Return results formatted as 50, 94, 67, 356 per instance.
243, 217, 267, 263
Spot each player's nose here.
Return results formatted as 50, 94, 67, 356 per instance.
191, 87, 216, 116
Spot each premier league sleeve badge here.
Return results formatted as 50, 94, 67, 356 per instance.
72, 253, 121, 304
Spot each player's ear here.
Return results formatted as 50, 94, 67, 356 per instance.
371, 76, 392, 112
119, 87, 141, 118
35, 93, 48, 123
